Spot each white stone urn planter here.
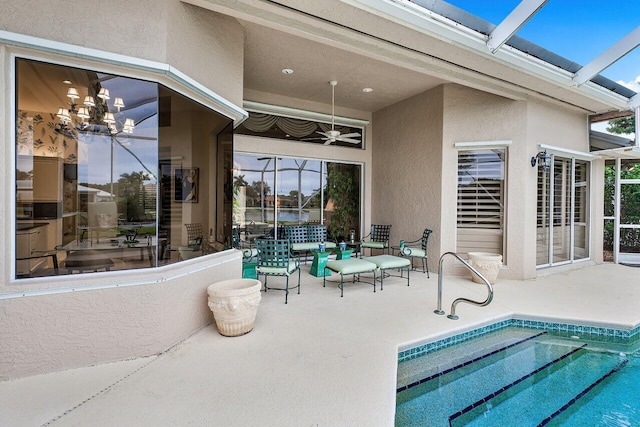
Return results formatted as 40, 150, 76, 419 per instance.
207, 279, 262, 337
467, 252, 502, 285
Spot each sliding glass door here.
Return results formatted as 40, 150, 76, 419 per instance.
233, 154, 361, 241
536, 155, 590, 267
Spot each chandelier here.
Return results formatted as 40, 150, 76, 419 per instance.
56, 85, 135, 135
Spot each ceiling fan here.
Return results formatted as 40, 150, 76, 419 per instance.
314, 80, 361, 145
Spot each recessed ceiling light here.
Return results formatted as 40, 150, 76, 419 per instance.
62, 80, 72, 85
363, 87, 373, 93
281, 68, 294, 75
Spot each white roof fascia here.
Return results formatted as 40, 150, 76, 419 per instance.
345, 0, 632, 109
487, 0, 548, 54
243, 101, 370, 128
594, 146, 640, 159
538, 144, 598, 161
629, 94, 640, 109
573, 26, 640, 86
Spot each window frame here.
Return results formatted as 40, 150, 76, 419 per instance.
6, 45, 243, 287
536, 154, 593, 268
232, 152, 364, 241
454, 141, 510, 261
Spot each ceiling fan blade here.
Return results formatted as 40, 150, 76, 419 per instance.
337, 132, 361, 138
336, 137, 361, 144
323, 139, 335, 146
317, 131, 331, 138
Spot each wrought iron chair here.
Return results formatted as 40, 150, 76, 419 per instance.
255, 238, 301, 304
360, 224, 392, 256
233, 225, 259, 278
233, 225, 256, 257
398, 228, 432, 278
178, 223, 206, 260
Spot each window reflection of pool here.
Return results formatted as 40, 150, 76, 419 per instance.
243, 210, 310, 223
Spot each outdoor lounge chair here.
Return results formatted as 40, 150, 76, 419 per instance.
255, 238, 301, 304
360, 224, 392, 256
398, 228, 432, 278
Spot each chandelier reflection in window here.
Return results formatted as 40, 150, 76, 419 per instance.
56, 85, 135, 135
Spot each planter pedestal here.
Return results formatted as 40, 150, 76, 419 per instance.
207, 279, 262, 336
467, 252, 502, 285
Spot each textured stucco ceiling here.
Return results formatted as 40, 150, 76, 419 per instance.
242, 23, 448, 113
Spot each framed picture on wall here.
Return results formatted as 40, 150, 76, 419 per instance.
174, 167, 199, 203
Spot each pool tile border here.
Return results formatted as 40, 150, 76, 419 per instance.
398, 318, 640, 362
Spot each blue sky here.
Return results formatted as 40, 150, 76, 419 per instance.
445, 0, 640, 91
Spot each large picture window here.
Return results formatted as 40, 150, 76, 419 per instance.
456, 148, 506, 257
15, 58, 233, 279
232, 154, 361, 242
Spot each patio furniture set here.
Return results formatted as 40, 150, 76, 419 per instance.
235, 224, 433, 303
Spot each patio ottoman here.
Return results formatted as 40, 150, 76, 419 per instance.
362, 255, 410, 290
323, 258, 378, 297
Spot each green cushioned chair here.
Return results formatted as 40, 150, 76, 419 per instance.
255, 238, 301, 304
361, 224, 392, 256
285, 225, 336, 262
398, 228, 432, 278
233, 225, 257, 261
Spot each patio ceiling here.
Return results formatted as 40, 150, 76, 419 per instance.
184, 0, 638, 116
242, 23, 448, 113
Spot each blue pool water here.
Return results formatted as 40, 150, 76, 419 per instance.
396, 326, 640, 426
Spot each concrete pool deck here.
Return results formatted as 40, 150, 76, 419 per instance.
1, 262, 638, 426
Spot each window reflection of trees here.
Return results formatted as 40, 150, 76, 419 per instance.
233, 154, 361, 240
15, 58, 233, 279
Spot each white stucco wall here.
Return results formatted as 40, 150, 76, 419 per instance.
526, 98, 601, 272
0, 0, 244, 106
0, 254, 241, 380
372, 86, 444, 271
443, 84, 528, 279
0, 0, 246, 380
371, 83, 597, 280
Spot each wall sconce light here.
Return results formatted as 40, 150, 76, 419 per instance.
531, 150, 552, 172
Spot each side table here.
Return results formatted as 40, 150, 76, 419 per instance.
310, 251, 332, 277
334, 248, 353, 260
346, 242, 361, 258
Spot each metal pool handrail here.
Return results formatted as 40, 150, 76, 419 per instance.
435, 252, 494, 320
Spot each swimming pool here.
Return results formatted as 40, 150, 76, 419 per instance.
396, 322, 640, 426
